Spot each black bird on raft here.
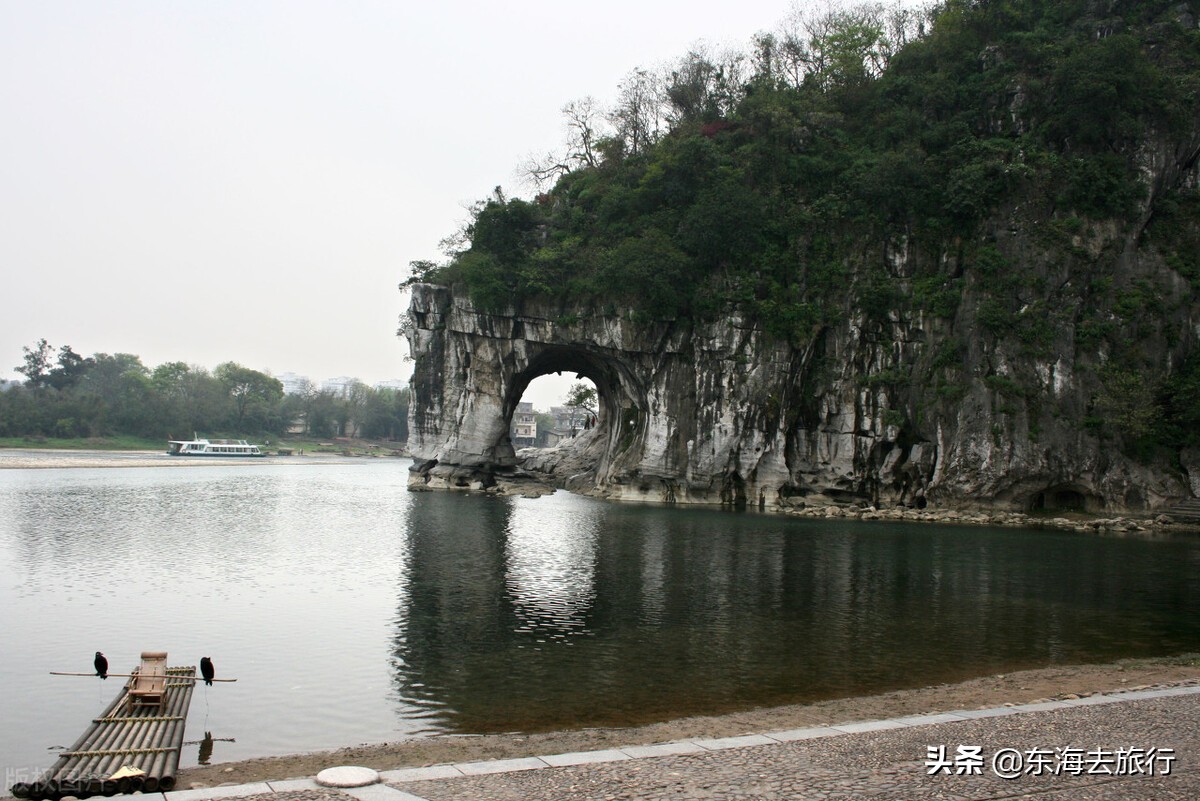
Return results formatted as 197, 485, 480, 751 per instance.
94, 651, 108, 679
200, 656, 214, 686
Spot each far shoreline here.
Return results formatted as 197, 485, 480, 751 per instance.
0, 447, 408, 469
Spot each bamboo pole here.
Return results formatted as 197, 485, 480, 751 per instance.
86, 665, 175, 784
79, 714, 132, 789
160, 671, 194, 789
147, 675, 181, 788
87, 719, 129, 780
50, 671, 236, 682
154, 670, 195, 791
75, 701, 119, 790
92, 713, 147, 781
99, 684, 168, 780
81, 678, 151, 787
53, 689, 123, 791
134, 718, 162, 779
80, 684, 138, 784
26, 778, 53, 801
139, 670, 185, 791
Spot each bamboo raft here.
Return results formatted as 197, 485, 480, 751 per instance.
11, 661, 197, 800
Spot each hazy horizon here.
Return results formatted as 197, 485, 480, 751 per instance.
1, 1, 803, 406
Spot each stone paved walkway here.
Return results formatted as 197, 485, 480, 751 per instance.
148, 685, 1200, 801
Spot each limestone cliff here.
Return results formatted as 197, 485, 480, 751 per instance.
401, 2, 1200, 513
403, 251, 1196, 513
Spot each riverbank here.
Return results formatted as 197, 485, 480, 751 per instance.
779, 500, 1200, 535
177, 655, 1200, 788
0, 446, 407, 469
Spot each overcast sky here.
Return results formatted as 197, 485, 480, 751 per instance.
1, 0, 836, 409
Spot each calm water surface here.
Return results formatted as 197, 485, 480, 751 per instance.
2, 454, 1200, 779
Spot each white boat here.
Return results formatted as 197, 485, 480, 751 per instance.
167, 438, 266, 457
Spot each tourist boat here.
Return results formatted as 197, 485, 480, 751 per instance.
166, 438, 266, 457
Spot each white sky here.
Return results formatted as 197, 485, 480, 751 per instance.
0, 0, 826, 410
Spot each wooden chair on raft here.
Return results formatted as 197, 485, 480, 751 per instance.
126, 651, 168, 709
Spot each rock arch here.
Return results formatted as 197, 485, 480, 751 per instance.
402, 282, 951, 507
504, 346, 645, 484
402, 282, 1183, 512
404, 285, 655, 494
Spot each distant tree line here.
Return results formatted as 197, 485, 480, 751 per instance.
1, 339, 409, 442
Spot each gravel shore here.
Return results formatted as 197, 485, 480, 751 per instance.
177, 657, 1200, 788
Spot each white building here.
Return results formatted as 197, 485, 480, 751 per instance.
511, 401, 537, 447
277, 372, 312, 395
321, 376, 360, 398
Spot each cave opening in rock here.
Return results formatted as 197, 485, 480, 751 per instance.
513, 373, 599, 448
1029, 485, 1092, 513
498, 346, 645, 484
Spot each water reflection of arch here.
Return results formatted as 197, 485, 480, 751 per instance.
390, 495, 1200, 735
504, 496, 602, 641
390, 491, 515, 731
390, 491, 610, 733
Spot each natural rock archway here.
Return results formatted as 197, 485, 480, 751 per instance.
403, 284, 657, 497
403, 282, 1191, 512
403, 283, 941, 508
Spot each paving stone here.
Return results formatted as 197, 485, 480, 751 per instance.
949, 706, 1022, 719
1148, 686, 1200, 698
454, 757, 548, 776
892, 713, 969, 727
833, 719, 911, 734
619, 741, 708, 758
691, 733, 779, 750
539, 749, 631, 767
163, 783, 273, 801
380, 766, 463, 783
1009, 700, 1071, 713
265, 780, 321, 792
1063, 695, 1124, 707
765, 726, 846, 741
342, 783, 429, 801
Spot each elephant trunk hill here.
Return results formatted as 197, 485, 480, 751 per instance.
401, 2, 1200, 515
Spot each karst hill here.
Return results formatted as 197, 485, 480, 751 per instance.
402, 0, 1200, 513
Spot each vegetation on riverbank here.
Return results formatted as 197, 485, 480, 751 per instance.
0, 434, 409, 456
0, 435, 165, 451
1, 339, 409, 444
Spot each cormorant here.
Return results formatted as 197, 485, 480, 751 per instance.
94, 651, 108, 679
200, 656, 214, 686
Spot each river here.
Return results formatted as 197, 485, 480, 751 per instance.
2, 452, 1199, 782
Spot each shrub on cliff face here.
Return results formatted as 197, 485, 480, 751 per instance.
413, 1, 1196, 334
